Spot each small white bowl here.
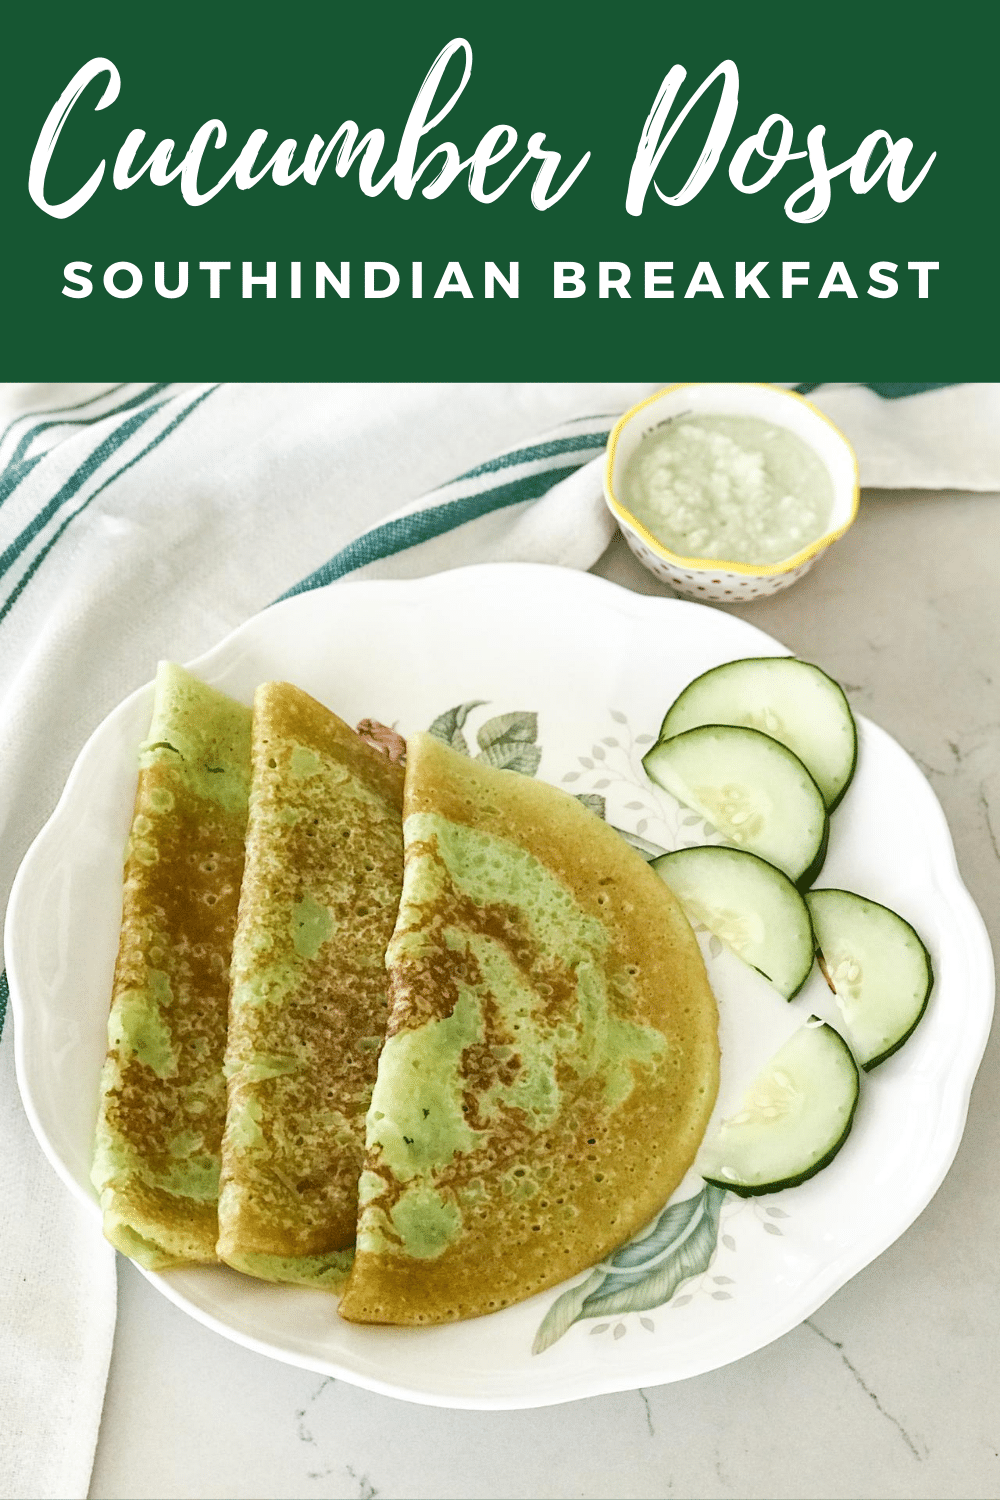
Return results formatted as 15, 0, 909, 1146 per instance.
604, 383, 859, 602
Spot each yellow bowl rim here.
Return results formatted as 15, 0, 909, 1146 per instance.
604, 383, 861, 578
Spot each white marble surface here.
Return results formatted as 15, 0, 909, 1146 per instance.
89, 491, 1000, 1500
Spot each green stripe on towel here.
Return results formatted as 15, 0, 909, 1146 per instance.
279, 461, 584, 601
0, 401, 174, 584
0, 387, 218, 629
0, 385, 173, 510
0, 383, 131, 451
796, 382, 959, 398
453, 429, 610, 483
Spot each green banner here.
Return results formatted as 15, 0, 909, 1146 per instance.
0, 3, 989, 377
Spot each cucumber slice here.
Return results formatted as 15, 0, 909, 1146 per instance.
659, 657, 858, 810
701, 1019, 859, 1196
642, 725, 829, 889
651, 846, 815, 1000
806, 889, 934, 1070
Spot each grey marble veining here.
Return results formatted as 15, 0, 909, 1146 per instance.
89, 490, 1000, 1500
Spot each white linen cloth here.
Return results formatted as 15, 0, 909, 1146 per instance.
0, 380, 995, 1500
799, 382, 1000, 491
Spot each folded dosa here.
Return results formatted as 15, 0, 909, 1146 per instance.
339, 732, 719, 1325
92, 663, 252, 1268
217, 683, 404, 1287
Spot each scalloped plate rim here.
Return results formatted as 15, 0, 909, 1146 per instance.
4, 563, 994, 1408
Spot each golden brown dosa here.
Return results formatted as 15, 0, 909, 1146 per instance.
217, 683, 404, 1287
339, 731, 719, 1325
92, 663, 252, 1268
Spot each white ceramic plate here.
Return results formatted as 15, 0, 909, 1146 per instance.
6, 565, 993, 1408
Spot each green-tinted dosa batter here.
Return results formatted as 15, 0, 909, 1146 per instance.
92, 663, 252, 1268
340, 732, 719, 1325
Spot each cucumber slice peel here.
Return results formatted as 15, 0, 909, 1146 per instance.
701, 1019, 860, 1197
651, 846, 815, 1000
643, 725, 829, 889
806, 889, 934, 1070
659, 656, 858, 811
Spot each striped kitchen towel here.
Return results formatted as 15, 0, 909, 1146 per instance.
0, 378, 995, 1499
0, 378, 648, 1500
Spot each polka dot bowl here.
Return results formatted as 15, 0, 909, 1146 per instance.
604, 383, 859, 602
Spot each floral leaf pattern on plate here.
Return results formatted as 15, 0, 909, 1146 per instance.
533, 1185, 727, 1353
427, 701, 487, 756
477, 710, 538, 750
530, 1269, 607, 1355
480, 743, 543, 775
427, 705, 542, 775
564, 708, 730, 856
475, 711, 542, 775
